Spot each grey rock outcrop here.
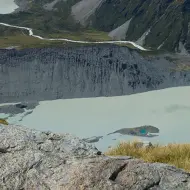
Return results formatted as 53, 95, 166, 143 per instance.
0, 45, 190, 103
0, 102, 38, 115
14, 0, 32, 12
0, 124, 190, 190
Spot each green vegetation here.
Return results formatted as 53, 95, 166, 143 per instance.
90, 0, 190, 53
0, 119, 8, 125
0, 0, 111, 49
46, 29, 111, 42
0, 25, 27, 36
144, 3, 184, 52
0, 23, 146, 50
0, 27, 111, 49
0, 34, 64, 49
0, 0, 81, 34
106, 140, 190, 172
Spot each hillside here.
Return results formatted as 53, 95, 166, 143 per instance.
90, 0, 190, 53
0, 0, 189, 53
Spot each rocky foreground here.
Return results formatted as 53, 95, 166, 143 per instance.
0, 124, 190, 190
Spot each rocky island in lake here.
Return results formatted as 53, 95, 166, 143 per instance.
108, 125, 159, 137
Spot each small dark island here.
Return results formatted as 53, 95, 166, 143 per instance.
107, 125, 159, 137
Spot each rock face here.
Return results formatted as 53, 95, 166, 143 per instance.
0, 124, 190, 190
90, 0, 190, 53
0, 45, 190, 103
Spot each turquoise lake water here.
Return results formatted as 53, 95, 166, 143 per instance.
1, 86, 190, 151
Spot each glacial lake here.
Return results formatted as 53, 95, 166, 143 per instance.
0, 0, 18, 14
1, 86, 190, 152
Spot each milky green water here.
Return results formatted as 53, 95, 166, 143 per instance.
1, 86, 190, 151
0, 0, 18, 14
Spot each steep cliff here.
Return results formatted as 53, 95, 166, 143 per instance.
0, 45, 190, 103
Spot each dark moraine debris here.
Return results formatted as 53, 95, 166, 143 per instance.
0, 102, 39, 115
107, 125, 159, 137
15, 103, 27, 109
15, 102, 39, 110
0, 104, 24, 115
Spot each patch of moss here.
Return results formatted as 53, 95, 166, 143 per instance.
0, 119, 8, 125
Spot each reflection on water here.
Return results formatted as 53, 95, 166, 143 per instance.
0, 0, 18, 14
165, 104, 190, 113
1, 86, 190, 151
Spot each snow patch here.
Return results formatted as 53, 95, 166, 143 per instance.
177, 42, 188, 55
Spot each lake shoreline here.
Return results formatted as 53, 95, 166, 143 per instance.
1, 86, 190, 152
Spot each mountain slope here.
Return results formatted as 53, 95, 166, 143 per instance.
0, 0, 190, 53
90, 0, 190, 53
